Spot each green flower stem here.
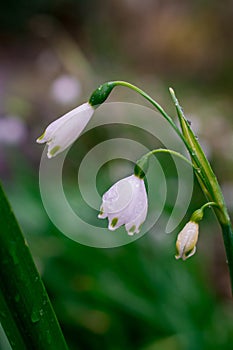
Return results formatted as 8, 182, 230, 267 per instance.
221, 223, 233, 292
190, 202, 219, 222
106, 81, 228, 221
90, 80, 233, 291
146, 148, 195, 168
134, 148, 196, 178
169, 88, 233, 292
106, 81, 233, 291
169, 87, 229, 225
199, 202, 220, 212
108, 81, 209, 193
0, 183, 69, 350
110, 81, 192, 148
105, 81, 230, 223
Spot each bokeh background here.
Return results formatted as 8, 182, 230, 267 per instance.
1, 1, 233, 349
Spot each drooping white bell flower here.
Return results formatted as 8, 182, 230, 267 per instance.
98, 174, 148, 236
175, 221, 199, 261
37, 102, 94, 158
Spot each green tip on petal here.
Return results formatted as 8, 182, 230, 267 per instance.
49, 145, 61, 157
128, 225, 136, 233
37, 131, 45, 142
111, 217, 118, 228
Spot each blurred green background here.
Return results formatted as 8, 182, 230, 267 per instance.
0, 1, 233, 349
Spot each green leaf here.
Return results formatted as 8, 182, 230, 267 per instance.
169, 88, 229, 226
0, 182, 69, 350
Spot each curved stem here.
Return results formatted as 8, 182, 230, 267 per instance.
168, 88, 233, 293
135, 149, 225, 223
190, 202, 221, 222
111, 81, 188, 145
134, 148, 197, 179
146, 148, 196, 169
110, 81, 210, 193
93, 79, 233, 293
200, 202, 220, 212
169, 87, 230, 225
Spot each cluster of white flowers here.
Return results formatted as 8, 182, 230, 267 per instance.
37, 96, 200, 259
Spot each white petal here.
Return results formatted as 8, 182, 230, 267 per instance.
124, 176, 147, 226
102, 175, 134, 214
125, 200, 148, 235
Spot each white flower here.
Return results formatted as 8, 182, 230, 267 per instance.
175, 221, 199, 261
98, 174, 148, 236
37, 102, 94, 158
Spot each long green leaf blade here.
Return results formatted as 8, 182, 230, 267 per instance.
0, 182, 69, 350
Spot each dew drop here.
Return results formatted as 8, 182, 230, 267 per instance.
31, 309, 40, 323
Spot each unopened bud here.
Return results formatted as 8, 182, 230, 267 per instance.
175, 221, 199, 261
89, 82, 115, 107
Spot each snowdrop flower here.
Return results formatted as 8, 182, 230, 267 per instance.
98, 174, 148, 236
175, 221, 199, 261
37, 102, 94, 158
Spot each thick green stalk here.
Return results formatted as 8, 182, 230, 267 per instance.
0, 183, 69, 350
220, 223, 233, 292
169, 88, 230, 225
169, 88, 233, 292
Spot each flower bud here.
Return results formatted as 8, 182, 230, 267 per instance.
175, 221, 199, 261
89, 82, 115, 107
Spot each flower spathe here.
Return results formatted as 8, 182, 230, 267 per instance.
175, 221, 199, 261
37, 102, 94, 158
98, 174, 148, 236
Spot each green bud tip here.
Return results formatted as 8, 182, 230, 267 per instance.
190, 209, 204, 223
89, 82, 116, 108
134, 155, 149, 179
